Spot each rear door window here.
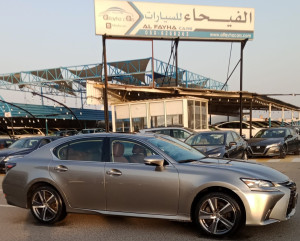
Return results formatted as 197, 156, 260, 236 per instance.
54, 138, 104, 162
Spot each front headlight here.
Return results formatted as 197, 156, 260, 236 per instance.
266, 143, 281, 149
208, 153, 222, 157
241, 178, 279, 192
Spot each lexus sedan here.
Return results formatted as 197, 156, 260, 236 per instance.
0, 136, 59, 173
185, 131, 248, 159
247, 127, 300, 158
2, 133, 298, 238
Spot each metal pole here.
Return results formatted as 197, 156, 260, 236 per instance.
175, 38, 179, 86
102, 35, 110, 132
45, 119, 48, 136
152, 40, 155, 88
250, 99, 253, 138
240, 39, 247, 136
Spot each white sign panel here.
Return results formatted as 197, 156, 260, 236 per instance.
94, 0, 254, 40
4, 112, 11, 118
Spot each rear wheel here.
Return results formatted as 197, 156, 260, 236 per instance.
194, 192, 244, 238
30, 186, 66, 224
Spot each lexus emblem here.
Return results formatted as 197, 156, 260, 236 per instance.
256, 146, 260, 149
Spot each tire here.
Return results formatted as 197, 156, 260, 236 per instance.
30, 186, 66, 224
242, 151, 248, 160
279, 145, 287, 159
194, 192, 244, 238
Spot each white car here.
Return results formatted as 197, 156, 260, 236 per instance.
139, 127, 196, 141
6, 127, 45, 139
212, 121, 262, 139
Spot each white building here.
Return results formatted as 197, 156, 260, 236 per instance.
111, 97, 208, 132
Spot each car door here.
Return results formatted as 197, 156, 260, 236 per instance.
225, 132, 239, 158
285, 129, 297, 152
49, 137, 106, 210
231, 131, 245, 158
105, 138, 179, 215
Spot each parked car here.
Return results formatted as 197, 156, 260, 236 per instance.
212, 121, 262, 139
6, 127, 45, 139
185, 131, 248, 159
0, 129, 13, 139
0, 138, 15, 149
0, 136, 59, 173
78, 128, 105, 134
2, 133, 298, 237
247, 127, 300, 158
54, 130, 78, 137
139, 127, 196, 141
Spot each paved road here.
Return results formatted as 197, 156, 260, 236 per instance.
251, 155, 300, 163
0, 159, 299, 241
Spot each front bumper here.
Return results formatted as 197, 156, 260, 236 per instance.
247, 145, 281, 157
240, 181, 298, 225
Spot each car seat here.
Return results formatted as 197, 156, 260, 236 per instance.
113, 142, 128, 163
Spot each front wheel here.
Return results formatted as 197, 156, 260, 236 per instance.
242, 151, 248, 160
30, 186, 66, 224
279, 145, 287, 159
194, 192, 244, 238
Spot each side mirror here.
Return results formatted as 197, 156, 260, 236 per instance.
241, 134, 246, 139
286, 135, 293, 139
144, 155, 165, 167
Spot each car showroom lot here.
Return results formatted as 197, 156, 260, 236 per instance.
0, 156, 299, 241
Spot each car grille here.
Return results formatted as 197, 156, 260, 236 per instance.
280, 181, 297, 216
250, 146, 266, 154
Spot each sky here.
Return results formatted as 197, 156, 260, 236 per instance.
0, 0, 299, 118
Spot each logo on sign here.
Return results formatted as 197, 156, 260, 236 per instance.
99, 7, 134, 22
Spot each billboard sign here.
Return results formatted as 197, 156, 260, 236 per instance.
94, 0, 254, 40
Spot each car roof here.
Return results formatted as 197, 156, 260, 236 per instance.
15, 136, 58, 140
189, 130, 232, 135
140, 127, 195, 133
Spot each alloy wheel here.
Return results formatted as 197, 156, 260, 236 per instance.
195, 192, 243, 237
32, 189, 59, 222
30, 186, 66, 224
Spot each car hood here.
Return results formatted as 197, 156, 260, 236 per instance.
0, 148, 32, 157
188, 158, 289, 183
193, 145, 224, 154
247, 138, 283, 146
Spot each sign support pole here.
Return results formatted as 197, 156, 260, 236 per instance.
240, 39, 248, 136
175, 38, 179, 87
102, 35, 110, 132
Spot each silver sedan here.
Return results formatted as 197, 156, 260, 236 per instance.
2, 133, 298, 238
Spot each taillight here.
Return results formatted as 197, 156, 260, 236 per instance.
5, 163, 16, 173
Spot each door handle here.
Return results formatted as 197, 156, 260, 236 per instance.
54, 165, 68, 172
106, 169, 122, 176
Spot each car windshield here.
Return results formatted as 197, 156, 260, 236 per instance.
185, 133, 225, 146
254, 129, 286, 138
9, 138, 40, 149
148, 135, 205, 162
